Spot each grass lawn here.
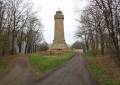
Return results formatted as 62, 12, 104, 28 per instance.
82, 51, 120, 85
0, 57, 10, 74
29, 51, 75, 76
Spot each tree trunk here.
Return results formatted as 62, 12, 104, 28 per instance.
11, 33, 15, 54
18, 42, 22, 53
100, 34, 104, 55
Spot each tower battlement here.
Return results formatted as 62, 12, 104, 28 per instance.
54, 15, 64, 19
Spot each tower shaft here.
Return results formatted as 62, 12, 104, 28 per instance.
54, 13, 64, 43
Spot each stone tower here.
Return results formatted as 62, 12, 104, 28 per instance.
51, 10, 68, 50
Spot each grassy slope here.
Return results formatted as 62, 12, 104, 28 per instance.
29, 51, 75, 76
0, 59, 8, 73
0, 56, 12, 74
82, 51, 120, 85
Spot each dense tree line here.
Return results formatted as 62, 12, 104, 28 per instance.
0, 0, 43, 56
39, 41, 49, 51
76, 0, 120, 62
71, 41, 83, 49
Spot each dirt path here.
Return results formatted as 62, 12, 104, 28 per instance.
37, 53, 98, 85
0, 56, 35, 85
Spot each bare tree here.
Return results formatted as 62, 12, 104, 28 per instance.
0, 0, 43, 56
25, 16, 43, 53
93, 0, 120, 60
76, 0, 120, 63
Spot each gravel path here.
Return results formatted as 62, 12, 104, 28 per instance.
37, 53, 98, 85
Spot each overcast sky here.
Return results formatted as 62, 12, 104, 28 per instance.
31, 0, 88, 45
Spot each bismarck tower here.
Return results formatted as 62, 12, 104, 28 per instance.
50, 10, 68, 51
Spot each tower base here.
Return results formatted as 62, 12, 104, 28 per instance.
50, 42, 69, 51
